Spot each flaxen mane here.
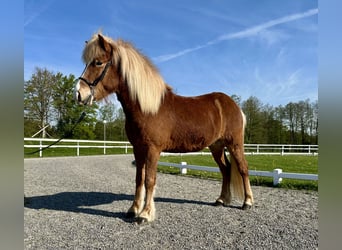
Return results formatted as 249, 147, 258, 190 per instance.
82, 33, 169, 114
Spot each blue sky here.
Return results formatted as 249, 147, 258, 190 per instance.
24, 0, 317, 106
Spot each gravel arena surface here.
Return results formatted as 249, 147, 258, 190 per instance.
24, 155, 318, 249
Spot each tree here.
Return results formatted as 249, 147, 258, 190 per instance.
112, 108, 127, 141
298, 100, 311, 144
311, 100, 318, 144
230, 94, 242, 107
242, 96, 264, 143
95, 103, 118, 140
273, 106, 287, 143
283, 102, 297, 144
98, 103, 116, 123
261, 105, 281, 144
24, 117, 55, 137
24, 67, 58, 138
283, 100, 317, 144
52, 73, 98, 139
94, 104, 127, 141
24, 68, 99, 139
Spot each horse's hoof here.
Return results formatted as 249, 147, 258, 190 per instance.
136, 217, 148, 225
242, 203, 252, 210
213, 200, 224, 206
126, 211, 136, 218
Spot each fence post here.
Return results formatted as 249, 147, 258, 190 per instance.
281, 145, 284, 156
39, 140, 42, 158
181, 162, 187, 174
125, 144, 128, 154
273, 168, 283, 186
77, 141, 80, 156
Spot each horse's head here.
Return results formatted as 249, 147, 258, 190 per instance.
75, 34, 118, 105
75, 33, 169, 114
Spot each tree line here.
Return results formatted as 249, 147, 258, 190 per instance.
232, 95, 318, 145
24, 67, 318, 144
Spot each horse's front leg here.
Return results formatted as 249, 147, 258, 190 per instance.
126, 158, 145, 218
136, 149, 160, 224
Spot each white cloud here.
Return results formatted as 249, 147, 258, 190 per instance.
154, 8, 318, 63
24, 0, 55, 27
249, 66, 315, 105
153, 45, 207, 62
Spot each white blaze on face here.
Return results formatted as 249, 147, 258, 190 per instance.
75, 64, 89, 104
74, 80, 80, 101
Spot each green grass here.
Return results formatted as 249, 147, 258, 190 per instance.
158, 154, 318, 191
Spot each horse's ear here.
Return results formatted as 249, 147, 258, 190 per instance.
98, 34, 111, 53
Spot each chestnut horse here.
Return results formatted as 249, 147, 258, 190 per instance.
75, 33, 254, 224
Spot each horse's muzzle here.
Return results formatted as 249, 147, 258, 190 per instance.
76, 91, 94, 106
74, 79, 95, 105
76, 91, 82, 103
75, 90, 84, 105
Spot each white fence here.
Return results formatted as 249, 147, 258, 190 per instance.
24, 138, 318, 157
24, 138, 132, 157
244, 144, 318, 155
157, 161, 318, 186
25, 138, 318, 185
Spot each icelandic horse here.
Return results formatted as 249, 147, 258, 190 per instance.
75, 33, 254, 224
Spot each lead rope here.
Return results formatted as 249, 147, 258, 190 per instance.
25, 112, 87, 155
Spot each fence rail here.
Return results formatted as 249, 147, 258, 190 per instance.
24, 138, 132, 157
25, 138, 318, 185
24, 138, 318, 157
158, 161, 318, 186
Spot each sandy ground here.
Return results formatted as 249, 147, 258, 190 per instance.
24, 155, 318, 249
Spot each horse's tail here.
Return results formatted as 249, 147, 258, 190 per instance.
226, 109, 246, 202
240, 109, 247, 137
228, 155, 245, 202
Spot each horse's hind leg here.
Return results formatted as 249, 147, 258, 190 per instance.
209, 141, 231, 206
136, 147, 160, 224
228, 143, 254, 209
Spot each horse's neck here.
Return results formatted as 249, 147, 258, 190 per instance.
116, 85, 142, 119
116, 82, 173, 120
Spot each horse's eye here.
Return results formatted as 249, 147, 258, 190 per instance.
95, 61, 103, 66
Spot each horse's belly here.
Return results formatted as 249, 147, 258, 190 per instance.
164, 132, 212, 153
